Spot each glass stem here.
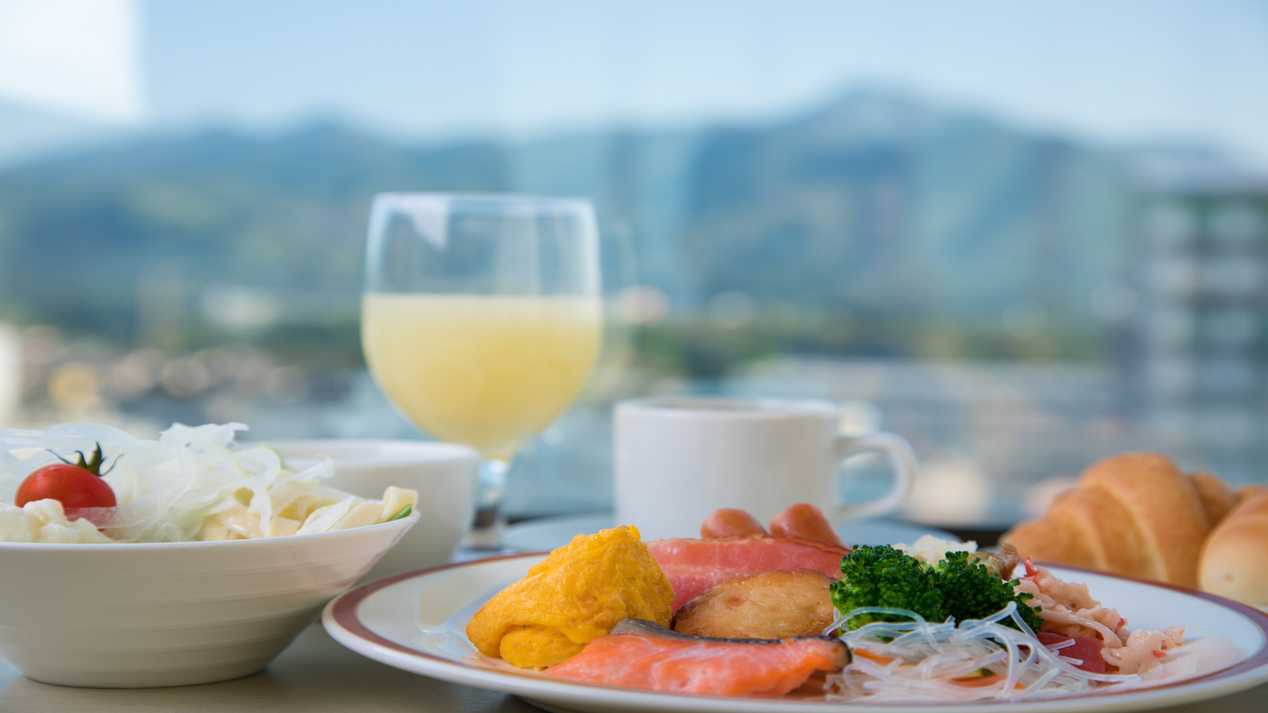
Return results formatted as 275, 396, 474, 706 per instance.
467, 457, 509, 551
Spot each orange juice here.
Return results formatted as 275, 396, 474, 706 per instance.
362, 294, 602, 458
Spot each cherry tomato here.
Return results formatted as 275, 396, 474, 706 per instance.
15, 446, 118, 510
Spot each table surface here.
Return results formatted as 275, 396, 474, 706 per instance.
1, 623, 1265, 713
4, 516, 1267, 712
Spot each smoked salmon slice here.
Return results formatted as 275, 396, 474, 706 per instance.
544, 620, 850, 697
646, 536, 850, 611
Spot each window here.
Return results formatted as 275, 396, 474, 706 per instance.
2, 0, 1267, 527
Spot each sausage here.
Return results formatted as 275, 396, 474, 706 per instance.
769, 503, 847, 548
700, 509, 769, 539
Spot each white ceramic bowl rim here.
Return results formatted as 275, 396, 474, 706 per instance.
261, 439, 479, 467
0, 512, 419, 551
618, 396, 841, 417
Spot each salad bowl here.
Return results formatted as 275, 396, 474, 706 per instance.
264, 439, 478, 577
0, 513, 417, 688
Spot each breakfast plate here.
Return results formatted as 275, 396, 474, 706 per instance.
324, 553, 1268, 713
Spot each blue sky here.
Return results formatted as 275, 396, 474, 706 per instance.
2, 0, 1267, 164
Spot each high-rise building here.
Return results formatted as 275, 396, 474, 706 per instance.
1132, 171, 1268, 484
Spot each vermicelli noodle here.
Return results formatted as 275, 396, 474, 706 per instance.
824, 603, 1141, 701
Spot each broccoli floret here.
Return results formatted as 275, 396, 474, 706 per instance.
935, 551, 1045, 633
830, 546, 1043, 632
830, 545, 945, 628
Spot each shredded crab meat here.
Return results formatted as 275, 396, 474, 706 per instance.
1103, 627, 1186, 673
1014, 564, 1127, 645
1014, 560, 1185, 674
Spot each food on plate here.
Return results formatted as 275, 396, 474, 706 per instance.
671, 569, 836, 639
0, 422, 418, 543
699, 508, 768, 539
896, 534, 1023, 578
465, 525, 673, 670
1002, 452, 1213, 586
646, 535, 849, 610
824, 539, 1207, 701
544, 618, 850, 696
831, 543, 1045, 633
1014, 559, 1184, 674
1199, 489, 1268, 607
461, 502, 1227, 702
700, 503, 847, 547
768, 502, 848, 548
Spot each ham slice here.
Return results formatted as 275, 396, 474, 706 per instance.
646, 536, 850, 611
1036, 632, 1107, 674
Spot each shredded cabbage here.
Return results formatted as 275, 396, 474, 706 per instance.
0, 422, 342, 542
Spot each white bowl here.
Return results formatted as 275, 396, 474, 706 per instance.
266, 439, 478, 578
0, 515, 416, 688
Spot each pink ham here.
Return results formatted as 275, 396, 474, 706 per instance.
646, 536, 850, 611
1036, 632, 1107, 674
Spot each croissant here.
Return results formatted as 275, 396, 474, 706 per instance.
1189, 470, 1235, 525
1001, 453, 1214, 587
1199, 490, 1268, 607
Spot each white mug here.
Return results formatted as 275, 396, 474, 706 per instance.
614, 397, 919, 541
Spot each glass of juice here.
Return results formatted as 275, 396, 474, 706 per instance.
361, 193, 603, 549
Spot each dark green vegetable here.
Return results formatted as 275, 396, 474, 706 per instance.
832, 545, 947, 628
829, 545, 1043, 632
935, 551, 1044, 633
387, 504, 413, 522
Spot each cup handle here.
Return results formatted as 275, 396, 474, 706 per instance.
831, 431, 919, 522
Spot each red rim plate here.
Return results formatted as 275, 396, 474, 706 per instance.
325, 553, 1268, 709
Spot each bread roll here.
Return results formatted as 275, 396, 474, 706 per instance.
1003, 512, 1102, 570
1002, 452, 1213, 587
1006, 488, 1137, 572
1236, 484, 1268, 507
1189, 471, 1235, 526
1199, 491, 1268, 607
1079, 453, 1210, 586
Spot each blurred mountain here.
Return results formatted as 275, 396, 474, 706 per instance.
0, 87, 1132, 346
679, 89, 1127, 323
0, 124, 508, 337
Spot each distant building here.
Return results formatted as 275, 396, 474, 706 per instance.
735, 357, 1142, 527
1131, 167, 1268, 484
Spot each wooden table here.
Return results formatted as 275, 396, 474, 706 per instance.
1, 623, 1265, 713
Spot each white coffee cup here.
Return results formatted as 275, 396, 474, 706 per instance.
265, 439, 478, 577
614, 397, 919, 541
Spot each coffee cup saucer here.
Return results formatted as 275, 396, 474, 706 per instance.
501, 512, 955, 553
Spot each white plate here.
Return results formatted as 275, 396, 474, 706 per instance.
324, 554, 1268, 713
500, 514, 956, 554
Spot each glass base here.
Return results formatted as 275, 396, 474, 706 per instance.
463, 506, 506, 551
461, 459, 511, 552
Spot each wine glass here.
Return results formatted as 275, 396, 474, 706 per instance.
361, 193, 603, 549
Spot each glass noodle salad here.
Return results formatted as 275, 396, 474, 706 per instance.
820, 537, 1242, 702
0, 422, 417, 543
